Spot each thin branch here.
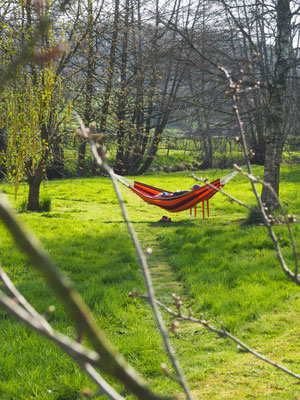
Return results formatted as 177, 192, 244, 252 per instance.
137, 292, 300, 381
0, 282, 125, 400
0, 266, 41, 319
0, 288, 100, 367
75, 114, 192, 400
218, 65, 299, 286
78, 363, 125, 400
0, 198, 169, 400
189, 173, 255, 212
236, 168, 299, 278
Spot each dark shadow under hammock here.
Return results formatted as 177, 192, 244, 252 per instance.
114, 170, 238, 218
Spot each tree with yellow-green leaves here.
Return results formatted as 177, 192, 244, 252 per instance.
0, 0, 76, 210
1, 61, 70, 210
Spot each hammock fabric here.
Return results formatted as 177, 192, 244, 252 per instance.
114, 170, 237, 218
131, 179, 222, 214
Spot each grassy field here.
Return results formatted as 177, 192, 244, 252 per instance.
0, 164, 299, 399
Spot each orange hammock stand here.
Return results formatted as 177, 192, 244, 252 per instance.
113, 170, 237, 218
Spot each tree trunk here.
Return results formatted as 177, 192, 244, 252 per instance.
27, 162, 45, 211
48, 134, 64, 179
114, 0, 129, 175
261, 0, 292, 208
262, 128, 284, 208
201, 134, 213, 169
77, 0, 94, 176
99, 0, 119, 133
77, 139, 87, 176
28, 181, 41, 211
0, 128, 6, 178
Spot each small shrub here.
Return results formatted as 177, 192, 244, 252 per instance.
40, 195, 52, 212
244, 208, 264, 225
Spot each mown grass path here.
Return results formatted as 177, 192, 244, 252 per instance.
134, 219, 300, 399
126, 166, 300, 399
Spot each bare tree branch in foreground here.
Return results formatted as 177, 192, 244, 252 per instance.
77, 113, 300, 390
0, 266, 124, 400
218, 64, 299, 286
0, 199, 170, 400
75, 115, 193, 400
129, 290, 300, 382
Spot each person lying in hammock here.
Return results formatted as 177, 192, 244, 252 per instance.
155, 183, 202, 198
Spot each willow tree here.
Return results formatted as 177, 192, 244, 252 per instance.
0, 0, 74, 210
2, 63, 69, 210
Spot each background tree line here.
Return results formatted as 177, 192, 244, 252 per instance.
0, 0, 300, 210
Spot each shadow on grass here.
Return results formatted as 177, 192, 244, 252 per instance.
158, 220, 299, 332
0, 223, 172, 399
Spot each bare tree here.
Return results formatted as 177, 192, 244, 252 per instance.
217, 0, 299, 208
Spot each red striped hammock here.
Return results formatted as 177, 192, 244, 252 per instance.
114, 170, 237, 218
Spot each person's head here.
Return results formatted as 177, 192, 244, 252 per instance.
191, 184, 201, 190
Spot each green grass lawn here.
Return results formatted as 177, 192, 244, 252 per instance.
0, 164, 299, 399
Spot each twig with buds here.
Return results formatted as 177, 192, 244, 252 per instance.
134, 292, 300, 381
0, 199, 169, 400
189, 173, 255, 212
219, 65, 299, 286
0, 267, 125, 400
75, 114, 192, 400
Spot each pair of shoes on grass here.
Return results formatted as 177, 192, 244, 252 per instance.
159, 216, 171, 223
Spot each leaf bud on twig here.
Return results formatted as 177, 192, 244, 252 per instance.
237, 345, 248, 353
146, 247, 153, 255
268, 215, 275, 225
172, 293, 180, 302
254, 81, 261, 88
34, 42, 68, 65
171, 320, 180, 334
77, 330, 83, 343
161, 363, 170, 376
80, 388, 93, 398
287, 215, 296, 223
43, 305, 55, 319
128, 290, 140, 298
234, 136, 241, 143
